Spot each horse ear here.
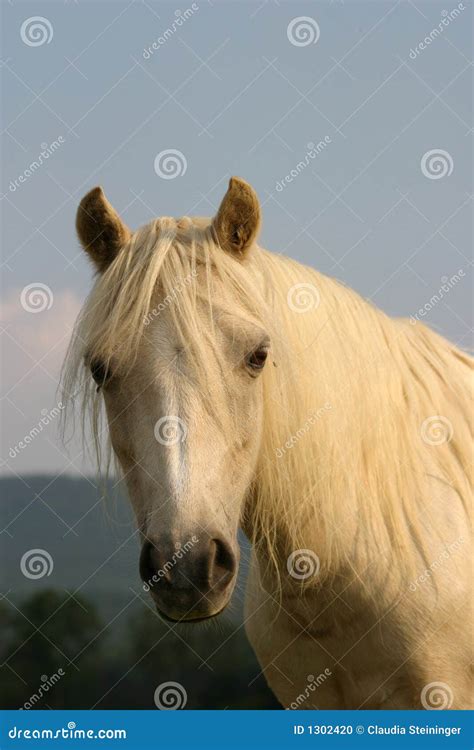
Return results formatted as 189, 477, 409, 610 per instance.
76, 187, 131, 272
213, 177, 261, 257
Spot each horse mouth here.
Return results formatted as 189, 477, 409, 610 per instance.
154, 605, 226, 624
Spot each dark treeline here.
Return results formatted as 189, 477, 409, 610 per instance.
0, 590, 279, 710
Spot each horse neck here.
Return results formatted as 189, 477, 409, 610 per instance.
245, 248, 469, 585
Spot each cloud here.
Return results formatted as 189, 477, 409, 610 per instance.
1, 287, 82, 385
1, 288, 86, 475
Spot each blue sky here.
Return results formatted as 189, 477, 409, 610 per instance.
1, 0, 472, 475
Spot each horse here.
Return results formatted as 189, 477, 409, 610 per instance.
62, 177, 472, 710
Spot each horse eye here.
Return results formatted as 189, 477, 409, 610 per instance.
90, 359, 110, 390
246, 347, 268, 372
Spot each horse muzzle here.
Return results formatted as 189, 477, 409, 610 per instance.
139, 533, 238, 622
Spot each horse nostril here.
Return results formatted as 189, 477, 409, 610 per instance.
209, 537, 236, 588
139, 541, 161, 586
139, 535, 237, 598
139, 541, 152, 583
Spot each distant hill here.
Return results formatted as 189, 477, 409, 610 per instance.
0, 476, 278, 709
0, 475, 250, 622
